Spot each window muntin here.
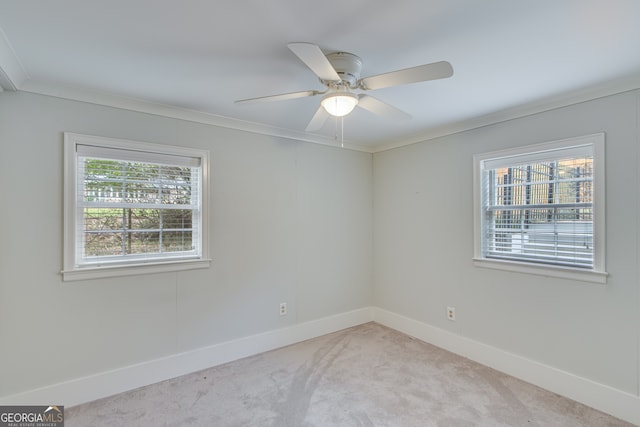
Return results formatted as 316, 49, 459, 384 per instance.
64, 133, 210, 280
474, 134, 606, 282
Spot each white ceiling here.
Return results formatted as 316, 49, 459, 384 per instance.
1, 0, 640, 151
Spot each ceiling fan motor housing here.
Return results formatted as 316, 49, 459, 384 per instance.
324, 52, 362, 88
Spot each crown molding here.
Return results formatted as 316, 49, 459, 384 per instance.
0, 25, 28, 91
17, 79, 376, 153
12, 71, 640, 155
372, 73, 640, 153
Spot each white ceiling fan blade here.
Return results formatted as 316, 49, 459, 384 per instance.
235, 90, 319, 105
357, 95, 411, 121
359, 61, 453, 91
305, 105, 329, 131
288, 42, 341, 82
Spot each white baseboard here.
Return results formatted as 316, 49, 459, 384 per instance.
373, 307, 640, 426
3, 306, 637, 426
0, 307, 374, 408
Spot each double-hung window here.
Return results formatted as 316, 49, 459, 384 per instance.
63, 133, 210, 281
473, 134, 606, 283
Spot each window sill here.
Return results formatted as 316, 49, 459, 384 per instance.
472, 258, 608, 284
62, 258, 211, 282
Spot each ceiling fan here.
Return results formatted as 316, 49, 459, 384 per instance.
236, 43, 453, 131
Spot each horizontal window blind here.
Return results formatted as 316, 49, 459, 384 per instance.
481, 145, 594, 269
77, 144, 201, 167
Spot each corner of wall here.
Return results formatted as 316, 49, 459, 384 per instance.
0, 308, 374, 408
372, 307, 640, 426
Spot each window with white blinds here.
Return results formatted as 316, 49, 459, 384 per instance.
473, 134, 606, 283
63, 133, 210, 281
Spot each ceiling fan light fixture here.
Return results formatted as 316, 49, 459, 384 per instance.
321, 92, 358, 117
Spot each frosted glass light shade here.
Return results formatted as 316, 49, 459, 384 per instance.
321, 93, 359, 117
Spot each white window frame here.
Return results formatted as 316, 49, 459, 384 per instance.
473, 133, 607, 284
63, 133, 210, 281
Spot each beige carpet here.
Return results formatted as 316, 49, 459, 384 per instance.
66, 323, 633, 426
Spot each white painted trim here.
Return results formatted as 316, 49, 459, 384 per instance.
635, 89, 640, 400
472, 258, 607, 284
62, 132, 211, 281
0, 307, 373, 408
373, 307, 640, 426
17, 80, 375, 153
15, 74, 640, 154
472, 133, 607, 283
61, 258, 212, 281
2, 306, 638, 425
373, 75, 640, 152
0, 25, 28, 90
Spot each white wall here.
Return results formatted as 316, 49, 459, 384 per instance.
2, 87, 639, 422
373, 90, 640, 397
0, 91, 373, 398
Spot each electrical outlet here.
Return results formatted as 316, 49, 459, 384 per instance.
447, 306, 456, 321
279, 302, 287, 316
